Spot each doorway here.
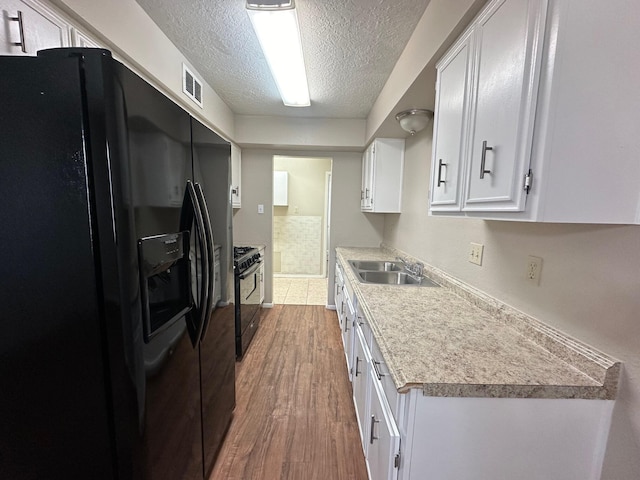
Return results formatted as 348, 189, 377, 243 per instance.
272, 155, 332, 305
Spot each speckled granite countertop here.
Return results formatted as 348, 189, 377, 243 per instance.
336, 246, 620, 400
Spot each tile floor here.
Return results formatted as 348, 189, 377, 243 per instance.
273, 277, 328, 305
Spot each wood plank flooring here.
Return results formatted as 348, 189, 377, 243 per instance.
209, 305, 368, 480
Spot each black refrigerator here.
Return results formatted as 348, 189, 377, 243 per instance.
0, 48, 235, 479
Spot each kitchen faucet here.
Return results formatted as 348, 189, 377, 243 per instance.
396, 256, 424, 278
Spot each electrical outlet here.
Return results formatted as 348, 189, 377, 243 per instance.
468, 243, 484, 266
257, 204, 264, 214
527, 256, 542, 284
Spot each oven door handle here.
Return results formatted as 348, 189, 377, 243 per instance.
238, 261, 262, 280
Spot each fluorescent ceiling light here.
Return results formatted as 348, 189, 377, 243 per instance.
246, 3, 310, 107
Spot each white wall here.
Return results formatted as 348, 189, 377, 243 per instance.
383, 129, 640, 479
53, 0, 235, 140
366, 0, 485, 141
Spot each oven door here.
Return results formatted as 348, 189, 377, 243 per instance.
238, 262, 261, 326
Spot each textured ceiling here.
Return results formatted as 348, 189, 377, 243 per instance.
135, 0, 431, 119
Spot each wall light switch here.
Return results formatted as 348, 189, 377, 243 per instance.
257, 204, 264, 214
469, 243, 484, 266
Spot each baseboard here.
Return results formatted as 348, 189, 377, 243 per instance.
262, 303, 274, 308
326, 304, 336, 310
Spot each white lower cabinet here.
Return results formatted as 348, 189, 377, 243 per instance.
339, 274, 613, 480
334, 263, 344, 327
352, 326, 370, 453
400, 391, 613, 480
345, 318, 401, 480
341, 287, 355, 381
367, 360, 401, 480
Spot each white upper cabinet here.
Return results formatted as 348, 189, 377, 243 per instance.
273, 171, 288, 206
361, 138, 405, 213
464, 0, 546, 213
1, 0, 71, 55
71, 27, 102, 48
429, 29, 473, 212
231, 143, 241, 208
430, 0, 640, 224
361, 145, 373, 210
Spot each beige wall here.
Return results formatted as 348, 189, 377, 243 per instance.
273, 156, 331, 275
233, 149, 384, 304
54, 0, 235, 139
235, 115, 365, 150
273, 156, 331, 217
383, 129, 640, 479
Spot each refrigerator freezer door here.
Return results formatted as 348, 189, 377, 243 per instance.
0, 55, 115, 479
190, 117, 236, 477
113, 57, 204, 480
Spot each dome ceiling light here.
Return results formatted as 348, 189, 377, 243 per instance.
395, 108, 434, 135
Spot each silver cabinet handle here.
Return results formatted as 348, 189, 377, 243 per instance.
372, 359, 385, 380
365, 188, 369, 199
480, 140, 493, 179
9, 11, 27, 53
370, 415, 380, 444
357, 316, 364, 326
354, 356, 361, 377
437, 159, 447, 187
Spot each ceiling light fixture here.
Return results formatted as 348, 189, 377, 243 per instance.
395, 109, 434, 135
246, 0, 310, 107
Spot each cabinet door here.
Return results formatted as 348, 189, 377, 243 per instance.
430, 31, 473, 211
71, 27, 102, 48
337, 286, 347, 334
367, 362, 400, 480
464, 0, 546, 212
334, 265, 344, 326
342, 289, 355, 381
231, 143, 241, 208
0, 0, 70, 55
352, 326, 370, 455
361, 145, 373, 211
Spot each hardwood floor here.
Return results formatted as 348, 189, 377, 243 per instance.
209, 305, 368, 480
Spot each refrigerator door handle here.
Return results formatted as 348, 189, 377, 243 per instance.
180, 181, 209, 347
194, 182, 215, 342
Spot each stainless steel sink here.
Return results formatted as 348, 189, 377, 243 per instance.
348, 260, 403, 272
348, 261, 440, 287
356, 271, 439, 286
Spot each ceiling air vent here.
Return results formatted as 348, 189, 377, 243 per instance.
182, 63, 203, 108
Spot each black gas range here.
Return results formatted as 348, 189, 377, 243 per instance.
233, 246, 263, 358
